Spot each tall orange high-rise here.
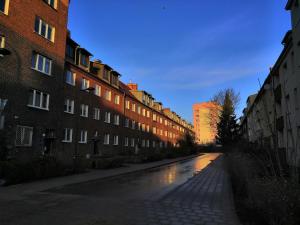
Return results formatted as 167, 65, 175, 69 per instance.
193, 102, 221, 144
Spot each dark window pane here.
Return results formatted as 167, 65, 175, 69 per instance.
47, 26, 52, 40
0, 0, 5, 12
34, 17, 40, 33
41, 21, 46, 36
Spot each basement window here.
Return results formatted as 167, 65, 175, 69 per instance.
15, 125, 33, 147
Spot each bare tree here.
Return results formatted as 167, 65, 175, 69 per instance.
211, 88, 240, 111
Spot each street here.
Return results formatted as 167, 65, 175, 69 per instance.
0, 153, 239, 225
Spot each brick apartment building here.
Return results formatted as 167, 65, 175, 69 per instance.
0, 0, 194, 165
193, 102, 220, 145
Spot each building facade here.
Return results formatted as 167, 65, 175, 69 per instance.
241, 0, 300, 167
193, 102, 220, 145
0, 0, 194, 166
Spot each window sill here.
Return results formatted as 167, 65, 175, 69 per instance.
64, 111, 74, 115
15, 145, 32, 148
78, 141, 87, 144
62, 140, 72, 143
31, 67, 52, 76
104, 121, 111, 124
80, 115, 88, 118
27, 105, 49, 111
66, 82, 76, 86
33, 31, 54, 43
104, 143, 109, 145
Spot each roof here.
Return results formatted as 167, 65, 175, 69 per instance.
79, 47, 93, 57
282, 30, 292, 45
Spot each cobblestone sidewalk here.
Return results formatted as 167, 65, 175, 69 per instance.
126, 156, 240, 225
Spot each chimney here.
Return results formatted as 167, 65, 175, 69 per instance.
127, 83, 138, 90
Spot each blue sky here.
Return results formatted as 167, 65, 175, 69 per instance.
68, 0, 290, 123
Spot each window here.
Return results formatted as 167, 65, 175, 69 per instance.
125, 118, 129, 127
103, 69, 109, 80
146, 140, 150, 148
153, 113, 157, 121
114, 114, 120, 125
142, 108, 146, 116
66, 70, 76, 86
66, 44, 75, 59
142, 139, 145, 147
0, 0, 9, 14
28, 89, 50, 110
104, 112, 111, 123
160, 142, 163, 148
142, 124, 145, 132
80, 54, 89, 67
113, 135, 119, 145
105, 90, 111, 101
124, 137, 129, 146
62, 128, 72, 143
131, 138, 135, 147
147, 125, 150, 132
43, 0, 56, 9
132, 103, 136, 112
137, 106, 141, 114
132, 120, 135, 130
160, 118, 163, 124
93, 108, 100, 120
126, 100, 130, 109
111, 74, 118, 86
32, 53, 52, 75
81, 78, 89, 90
147, 111, 150, 118
165, 131, 168, 137
0, 35, 5, 48
79, 130, 87, 143
104, 134, 110, 145
34, 17, 55, 42
153, 127, 157, 134
80, 104, 89, 117
152, 141, 156, 148
114, 95, 120, 105
138, 122, 141, 131
94, 85, 101, 96
165, 120, 168, 126
15, 125, 33, 147
64, 99, 74, 114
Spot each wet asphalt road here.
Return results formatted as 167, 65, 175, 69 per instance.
49, 153, 221, 201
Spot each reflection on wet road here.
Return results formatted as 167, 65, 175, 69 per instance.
51, 153, 221, 201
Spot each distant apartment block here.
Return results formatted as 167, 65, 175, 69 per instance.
0, 0, 194, 165
193, 102, 220, 145
240, 0, 300, 168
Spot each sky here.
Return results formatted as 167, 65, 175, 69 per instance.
68, 0, 291, 123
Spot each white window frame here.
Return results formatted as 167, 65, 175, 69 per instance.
28, 89, 50, 110
80, 104, 89, 117
114, 95, 120, 105
132, 103, 136, 112
64, 99, 74, 114
0, 0, 10, 15
153, 113, 157, 121
131, 138, 135, 147
113, 135, 119, 145
79, 130, 88, 144
142, 108, 146, 116
32, 53, 52, 75
125, 100, 130, 109
104, 112, 111, 123
152, 141, 156, 148
125, 118, 129, 128
34, 17, 55, 42
0, 35, 5, 48
93, 108, 100, 120
114, 114, 120, 125
62, 128, 73, 143
105, 90, 111, 101
81, 78, 90, 91
153, 127, 157, 134
146, 140, 150, 148
15, 125, 33, 147
147, 110, 150, 118
137, 106, 141, 114
94, 85, 101, 96
124, 137, 129, 146
44, 0, 57, 9
142, 139, 145, 147
104, 133, 110, 145
66, 70, 76, 86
